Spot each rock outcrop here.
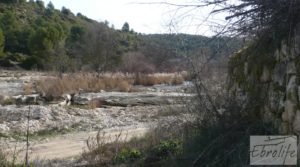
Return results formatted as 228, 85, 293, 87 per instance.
73, 92, 194, 106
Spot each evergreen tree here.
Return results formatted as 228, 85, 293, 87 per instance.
47, 1, 54, 10
121, 22, 130, 32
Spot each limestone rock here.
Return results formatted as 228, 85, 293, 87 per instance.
12, 94, 44, 105
286, 75, 297, 102
73, 95, 91, 105
59, 94, 72, 106
282, 111, 289, 122
268, 90, 279, 112
0, 123, 10, 133
284, 100, 297, 123
74, 92, 194, 106
281, 43, 288, 58
260, 66, 271, 82
293, 110, 300, 135
280, 122, 290, 134
287, 62, 297, 75
272, 62, 286, 86
31, 106, 53, 120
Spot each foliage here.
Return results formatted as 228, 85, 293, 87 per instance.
114, 148, 142, 163
0, 1, 240, 72
0, 0, 25, 4
69, 25, 85, 42
46, 1, 54, 10
35, 0, 44, 8
121, 22, 130, 32
150, 139, 182, 160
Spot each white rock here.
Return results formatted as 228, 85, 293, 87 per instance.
0, 123, 10, 133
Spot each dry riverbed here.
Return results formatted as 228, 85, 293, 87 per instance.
0, 70, 195, 162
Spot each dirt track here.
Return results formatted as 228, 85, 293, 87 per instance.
6, 127, 149, 162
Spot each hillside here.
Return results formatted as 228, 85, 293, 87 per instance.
0, 0, 241, 72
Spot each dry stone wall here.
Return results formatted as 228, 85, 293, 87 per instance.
229, 26, 300, 135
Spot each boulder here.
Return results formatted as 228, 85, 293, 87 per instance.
59, 94, 72, 106
73, 94, 91, 105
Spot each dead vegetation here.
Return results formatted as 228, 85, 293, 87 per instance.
35, 72, 188, 98
0, 147, 8, 167
81, 122, 185, 167
0, 95, 15, 106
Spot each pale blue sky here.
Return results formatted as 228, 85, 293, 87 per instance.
43, 0, 228, 35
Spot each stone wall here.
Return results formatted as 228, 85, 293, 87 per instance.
228, 26, 300, 134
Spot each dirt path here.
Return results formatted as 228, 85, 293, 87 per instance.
6, 126, 149, 162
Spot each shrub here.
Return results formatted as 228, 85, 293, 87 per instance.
102, 76, 118, 90
133, 73, 183, 86
172, 74, 184, 85
36, 72, 187, 98
117, 81, 131, 92
0, 97, 15, 105
23, 84, 34, 95
114, 148, 142, 164
150, 140, 182, 160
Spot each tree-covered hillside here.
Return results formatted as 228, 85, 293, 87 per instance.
0, 0, 242, 72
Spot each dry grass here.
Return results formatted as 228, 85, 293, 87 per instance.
117, 81, 131, 92
0, 95, 16, 106
134, 73, 186, 86
82, 123, 184, 166
23, 84, 34, 95
0, 147, 8, 167
87, 98, 104, 109
36, 72, 188, 98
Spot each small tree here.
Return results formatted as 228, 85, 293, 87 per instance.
35, 0, 45, 8
121, 22, 130, 33
61, 6, 72, 15
69, 26, 85, 42
47, 1, 55, 10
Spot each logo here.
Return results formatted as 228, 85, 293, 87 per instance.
250, 136, 297, 165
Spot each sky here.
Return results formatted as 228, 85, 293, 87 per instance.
43, 0, 229, 35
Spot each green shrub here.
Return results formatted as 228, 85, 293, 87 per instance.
114, 148, 142, 164
151, 139, 182, 159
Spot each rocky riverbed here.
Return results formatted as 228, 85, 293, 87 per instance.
0, 70, 195, 161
